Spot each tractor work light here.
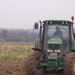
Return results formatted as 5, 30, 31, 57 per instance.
47, 49, 53, 52
47, 49, 60, 53
54, 50, 60, 53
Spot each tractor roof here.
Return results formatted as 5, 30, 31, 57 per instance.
43, 20, 72, 24
43, 20, 71, 22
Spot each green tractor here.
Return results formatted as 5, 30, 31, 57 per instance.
25, 16, 75, 75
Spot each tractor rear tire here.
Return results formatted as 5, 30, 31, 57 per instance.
25, 51, 46, 75
64, 52, 75, 75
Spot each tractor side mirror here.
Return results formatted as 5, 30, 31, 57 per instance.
34, 22, 39, 29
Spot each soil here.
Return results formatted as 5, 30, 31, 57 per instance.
0, 60, 63, 75
0, 60, 26, 75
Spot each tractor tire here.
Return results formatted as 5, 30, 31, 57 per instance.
25, 51, 46, 75
64, 52, 75, 75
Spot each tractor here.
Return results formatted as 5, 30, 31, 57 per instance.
25, 16, 75, 75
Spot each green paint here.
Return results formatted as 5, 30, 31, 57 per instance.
39, 61, 57, 68
37, 55, 62, 68
39, 61, 63, 68
48, 61, 58, 67
45, 56, 61, 61
48, 38, 62, 44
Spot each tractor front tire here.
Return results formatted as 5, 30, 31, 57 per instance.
64, 52, 75, 75
25, 51, 46, 75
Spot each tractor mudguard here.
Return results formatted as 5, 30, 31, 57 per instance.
32, 48, 43, 52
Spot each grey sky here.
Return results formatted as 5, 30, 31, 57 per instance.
0, 0, 75, 29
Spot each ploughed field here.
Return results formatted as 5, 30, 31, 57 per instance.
0, 42, 57, 75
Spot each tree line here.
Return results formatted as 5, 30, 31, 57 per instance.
0, 28, 39, 42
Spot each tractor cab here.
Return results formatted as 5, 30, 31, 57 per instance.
43, 20, 74, 56
34, 20, 74, 55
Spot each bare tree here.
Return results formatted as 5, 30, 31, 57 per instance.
1, 29, 8, 41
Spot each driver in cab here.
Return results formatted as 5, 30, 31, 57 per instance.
53, 26, 63, 38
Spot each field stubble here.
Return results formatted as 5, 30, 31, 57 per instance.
0, 42, 34, 60
0, 42, 57, 75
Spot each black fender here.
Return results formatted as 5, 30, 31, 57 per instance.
32, 48, 43, 53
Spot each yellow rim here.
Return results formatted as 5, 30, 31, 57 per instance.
74, 62, 75, 71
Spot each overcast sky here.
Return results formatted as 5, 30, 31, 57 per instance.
0, 0, 75, 29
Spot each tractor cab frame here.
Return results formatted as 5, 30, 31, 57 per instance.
34, 20, 75, 54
